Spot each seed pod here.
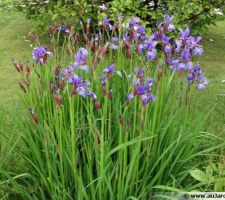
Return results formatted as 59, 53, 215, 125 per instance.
119, 115, 124, 125
54, 93, 62, 108
95, 101, 102, 110
98, 43, 109, 59
108, 89, 113, 100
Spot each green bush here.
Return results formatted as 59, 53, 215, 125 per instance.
14, 0, 225, 33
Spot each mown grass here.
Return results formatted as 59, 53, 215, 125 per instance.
195, 20, 225, 134
0, 10, 31, 134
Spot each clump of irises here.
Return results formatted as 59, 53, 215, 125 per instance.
11, 15, 215, 200
14, 14, 208, 121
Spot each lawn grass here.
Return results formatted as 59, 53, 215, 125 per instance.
0, 10, 31, 134
195, 20, 225, 134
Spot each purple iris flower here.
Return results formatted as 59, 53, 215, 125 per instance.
136, 44, 144, 55
146, 49, 157, 60
193, 65, 201, 74
197, 83, 206, 91
112, 37, 118, 44
102, 17, 112, 30
186, 61, 194, 70
169, 59, 180, 71
32, 47, 47, 58
161, 34, 170, 43
141, 93, 155, 105
74, 48, 89, 73
130, 17, 140, 26
198, 74, 208, 87
127, 93, 135, 104
133, 67, 145, 79
87, 91, 97, 100
74, 48, 88, 65
68, 74, 83, 86
188, 36, 202, 48
136, 85, 147, 95
59, 24, 66, 32
154, 32, 161, 40
77, 85, 86, 97
138, 67, 145, 79
136, 26, 145, 35
175, 40, 183, 52
62, 66, 75, 80
77, 65, 89, 73
193, 47, 203, 56
168, 24, 175, 32
164, 14, 173, 24
146, 77, 154, 89
177, 62, 187, 71
100, 76, 106, 84
58, 22, 71, 34
111, 37, 118, 50
187, 74, 194, 84
140, 35, 148, 43
123, 34, 131, 43
145, 38, 158, 50
164, 44, 171, 53
145, 38, 158, 60
32, 46, 53, 65
103, 64, 115, 74
164, 15, 175, 31
187, 64, 208, 90
103, 18, 110, 25
179, 26, 190, 40
182, 49, 191, 61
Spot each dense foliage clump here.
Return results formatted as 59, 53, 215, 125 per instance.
0, 15, 223, 199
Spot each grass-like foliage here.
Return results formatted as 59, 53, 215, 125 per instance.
1, 15, 224, 199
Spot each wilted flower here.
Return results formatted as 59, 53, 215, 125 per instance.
99, 4, 107, 11
29, 109, 38, 124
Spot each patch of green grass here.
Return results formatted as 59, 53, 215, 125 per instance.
193, 20, 225, 134
0, 10, 32, 134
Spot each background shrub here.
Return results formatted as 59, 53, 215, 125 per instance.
14, 0, 225, 33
